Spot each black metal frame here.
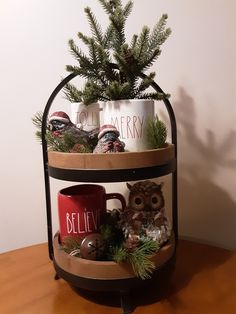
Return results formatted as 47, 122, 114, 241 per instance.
41, 72, 178, 313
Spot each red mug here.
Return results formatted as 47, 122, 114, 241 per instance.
58, 184, 126, 242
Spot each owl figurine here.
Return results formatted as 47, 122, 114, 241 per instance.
120, 180, 171, 245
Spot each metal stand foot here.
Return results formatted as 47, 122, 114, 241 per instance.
120, 290, 133, 314
54, 273, 60, 280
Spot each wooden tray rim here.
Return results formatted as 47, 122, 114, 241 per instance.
53, 232, 175, 280
48, 143, 175, 170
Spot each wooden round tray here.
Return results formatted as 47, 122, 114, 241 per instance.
48, 143, 175, 170
53, 232, 175, 280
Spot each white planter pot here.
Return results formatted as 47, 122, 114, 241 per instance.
70, 102, 100, 131
101, 99, 154, 151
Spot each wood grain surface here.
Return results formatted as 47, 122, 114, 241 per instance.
48, 144, 175, 170
0, 240, 235, 314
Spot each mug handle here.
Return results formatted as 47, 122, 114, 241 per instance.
105, 193, 126, 211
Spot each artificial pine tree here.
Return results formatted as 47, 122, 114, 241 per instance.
64, 0, 171, 104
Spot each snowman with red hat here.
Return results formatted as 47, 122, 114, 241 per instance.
93, 124, 125, 153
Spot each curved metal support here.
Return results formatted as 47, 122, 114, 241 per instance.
148, 81, 178, 242
41, 73, 78, 260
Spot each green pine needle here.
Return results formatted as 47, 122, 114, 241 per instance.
146, 115, 167, 149
113, 238, 159, 280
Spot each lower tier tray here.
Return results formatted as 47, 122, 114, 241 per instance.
53, 232, 175, 292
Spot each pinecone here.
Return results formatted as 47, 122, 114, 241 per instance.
123, 235, 140, 252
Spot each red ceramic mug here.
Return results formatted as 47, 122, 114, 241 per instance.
58, 184, 126, 242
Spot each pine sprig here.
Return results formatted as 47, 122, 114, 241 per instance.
62, 236, 83, 255
84, 7, 104, 45
32, 111, 45, 130
45, 130, 92, 152
149, 14, 171, 52
146, 115, 167, 149
122, 0, 133, 18
136, 26, 150, 61
68, 39, 91, 69
109, 7, 126, 53
97, 0, 115, 15
113, 238, 159, 280
63, 82, 83, 103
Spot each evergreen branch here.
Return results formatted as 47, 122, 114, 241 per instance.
113, 246, 128, 263
97, 0, 114, 15
96, 46, 119, 81
106, 81, 132, 100
114, 44, 138, 79
45, 130, 92, 152
82, 80, 110, 104
63, 82, 83, 103
138, 91, 170, 101
129, 252, 155, 280
68, 39, 91, 68
130, 34, 138, 50
103, 24, 114, 48
123, 1, 133, 19
138, 48, 161, 73
77, 32, 91, 45
66, 65, 104, 82
113, 238, 159, 280
146, 115, 167, 149
32, 111, 44, 130
62, 236, 82, 255
84, 7, 104, 45
109, 7, 126, 51
136, 26, 150, 61
133, 72, 155, 96
149, 14, 171, 52
87, 38, 100, 68
85, 40, 113, 87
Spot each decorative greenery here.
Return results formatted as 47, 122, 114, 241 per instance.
45, 131, 92, 153
99, 211, 124, 257
146, 115, 167, 149
64, 0, 171, 104
62, 236, 83, 256
112, 238, 160, 280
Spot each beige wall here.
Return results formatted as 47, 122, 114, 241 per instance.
0, 0, 235, 252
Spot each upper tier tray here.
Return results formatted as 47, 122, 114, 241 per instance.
48, 143, 175, 170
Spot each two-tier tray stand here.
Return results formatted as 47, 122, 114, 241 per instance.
41, 72, 178, 314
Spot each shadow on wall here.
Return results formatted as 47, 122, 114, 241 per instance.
174, 87, 236, 250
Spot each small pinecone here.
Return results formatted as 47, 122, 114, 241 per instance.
69, 143, 87, 153
123, 235, 140, 252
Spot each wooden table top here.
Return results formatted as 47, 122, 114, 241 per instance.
0, 239, 236, 314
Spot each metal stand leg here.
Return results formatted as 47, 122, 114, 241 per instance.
54, 273, 60, 280
120, 290, 133, 314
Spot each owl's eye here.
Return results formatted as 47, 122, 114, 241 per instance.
151, 196, 158, 204
135, 197, 142, 205
150, 193, 162, 210
131, 195, 145, 210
